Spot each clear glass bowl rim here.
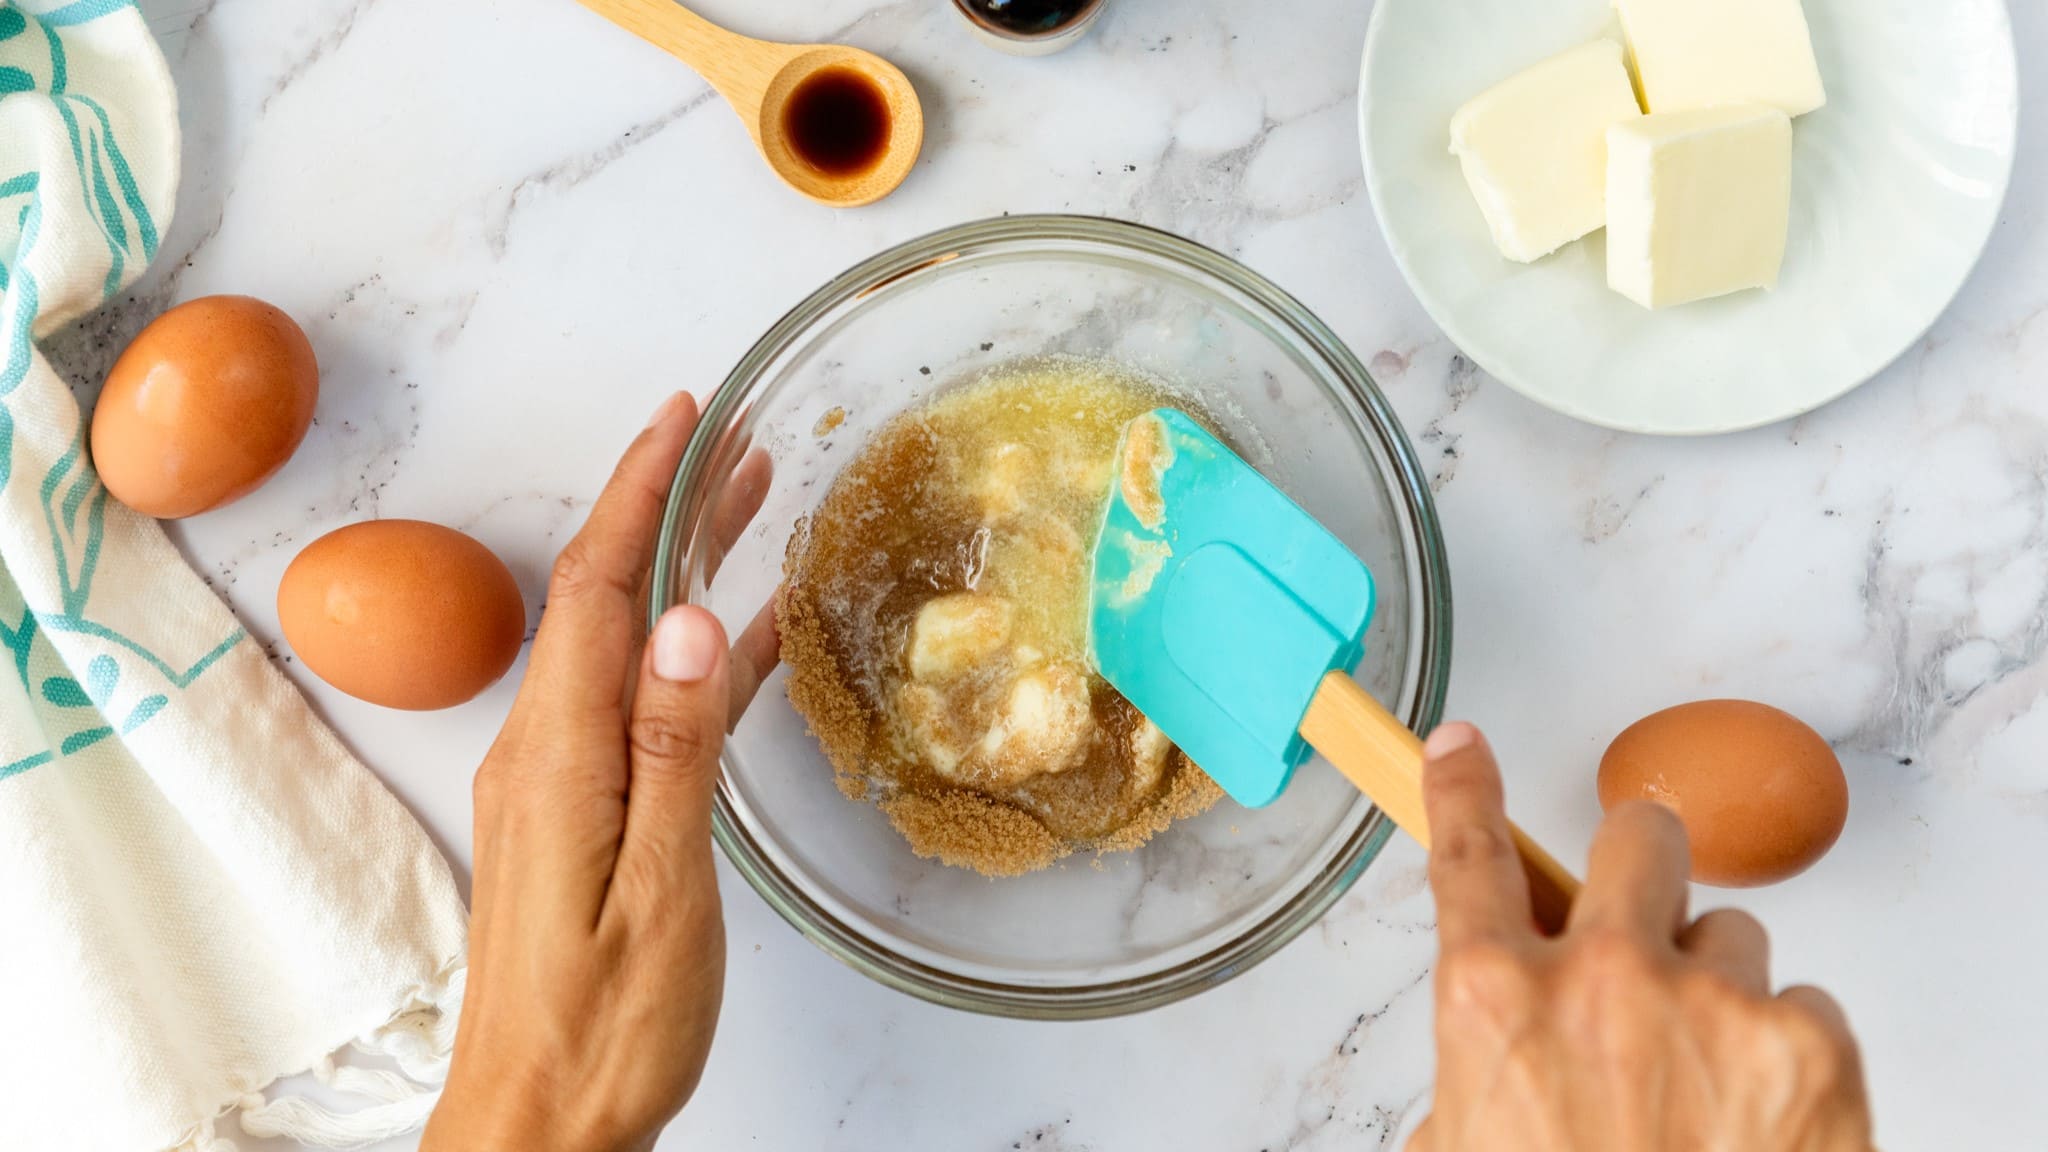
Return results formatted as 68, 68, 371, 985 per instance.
651, 214, 1454, 1020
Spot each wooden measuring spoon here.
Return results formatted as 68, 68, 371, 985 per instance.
575, 0, 923, 207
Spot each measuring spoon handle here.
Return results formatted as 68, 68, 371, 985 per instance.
573, 0, 787, 109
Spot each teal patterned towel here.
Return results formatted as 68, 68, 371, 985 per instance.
0, 4, 468, 1149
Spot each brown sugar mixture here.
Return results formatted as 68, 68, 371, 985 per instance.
777, 359, 1223, 876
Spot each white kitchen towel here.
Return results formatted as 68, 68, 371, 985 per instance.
0, 3, 469, 1150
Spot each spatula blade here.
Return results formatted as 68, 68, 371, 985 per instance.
1087, 409, 1376, 808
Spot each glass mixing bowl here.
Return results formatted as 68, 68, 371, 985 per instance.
652, 215, 1451, 1019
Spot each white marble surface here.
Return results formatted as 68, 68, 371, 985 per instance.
78, 0, 2046, 1147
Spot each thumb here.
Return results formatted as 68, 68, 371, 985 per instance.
618, 605, 731, 879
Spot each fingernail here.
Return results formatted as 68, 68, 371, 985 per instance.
652, 606, 722, 683
645, 391, 686, 430
1423, 722, 1480, 759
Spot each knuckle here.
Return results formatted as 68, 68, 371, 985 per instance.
1423, 758, 1491, 806
471, 753, 514, 815
1699, 906, 1767, 941
1674, 966, 1749, 1012
1569, 927, 1659, 990
1715, 906, 1765, 933
1684, 908, 1770, 961
617, 834, 686, 896
547, 541, 614, 603
620, 851, 722, 933
1437, 941, 1533, 1012
1431, 820, 1515, 872
1778, 1003, 1847, 1071
1561, 934, 1663, 1063
630, 708, 715, 768
471, 766, 501, 811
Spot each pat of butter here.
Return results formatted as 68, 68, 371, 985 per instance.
1606, 105, 1793, 310
1449, 40, 1643, 264
1614, 0, 1826, 117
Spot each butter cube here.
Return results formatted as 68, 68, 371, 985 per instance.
1606, 105, 1793, 310
1614, 0, 1826, 117
1449, 40, 1643, 263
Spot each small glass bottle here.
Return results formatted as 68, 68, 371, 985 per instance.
952, 0, 1107, 57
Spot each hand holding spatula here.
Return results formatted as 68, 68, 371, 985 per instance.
1088, 410, 1580, 932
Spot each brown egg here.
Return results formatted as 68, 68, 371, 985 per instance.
91, 295, 319, 519
1599, 700, 1847, 888
279, 521, 526, 711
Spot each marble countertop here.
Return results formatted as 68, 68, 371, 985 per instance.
90, 0, 2045, 1147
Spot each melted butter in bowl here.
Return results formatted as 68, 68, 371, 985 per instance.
776, 358, 1222, 876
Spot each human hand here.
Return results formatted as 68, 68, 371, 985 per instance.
1411, 723, 1875, 1152
423, 392, 777, 1152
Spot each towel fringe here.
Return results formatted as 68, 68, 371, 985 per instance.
173, 1119, 240, 1152
174, 963, 466, 1151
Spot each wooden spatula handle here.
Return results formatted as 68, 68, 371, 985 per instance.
1298, 672, 1581, 934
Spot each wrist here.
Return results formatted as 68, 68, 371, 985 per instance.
425, 1078, 615, 1152
423, 1082, 655, 1147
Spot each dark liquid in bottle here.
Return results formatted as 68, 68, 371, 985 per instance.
963, 0, 1098, 35
783, 67, 892, 177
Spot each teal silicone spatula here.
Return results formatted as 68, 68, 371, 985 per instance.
1089, 410, 1580, 931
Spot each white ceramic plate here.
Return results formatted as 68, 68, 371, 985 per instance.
1359, 0, 2018, 435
